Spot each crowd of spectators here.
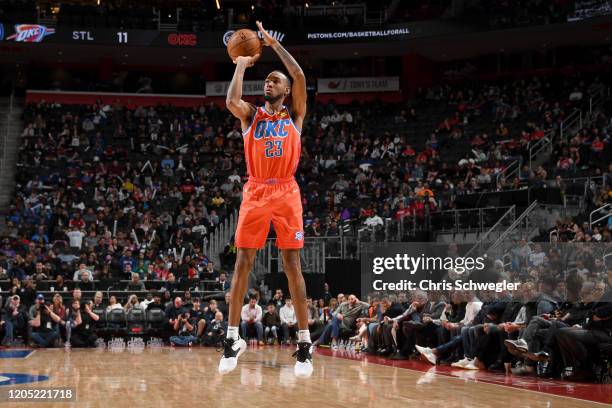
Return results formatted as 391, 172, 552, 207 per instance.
2, 243, 611, 382
2, 0, 601, 32
1, 70, 610, 278
308, 261, 611, 382
464, 0, 577, 28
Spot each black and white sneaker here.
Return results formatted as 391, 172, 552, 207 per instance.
292, 342, 314, 378
218, 337, 247, 374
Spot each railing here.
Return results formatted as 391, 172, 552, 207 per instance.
604, 252, 612, 267
430, 206, 515, 234
589, 86, 610, 116
527, 129, 553, 171
589, 203, 612, 229
488, 200, 539, 255
560, 108, 582, 143
499, 158, 521, 182
253, 236, 343, 279
382, 215, 418, 242
463, 205, 516, 258
206, 209, 238, 266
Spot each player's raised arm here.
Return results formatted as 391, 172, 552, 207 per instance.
256, 21, 307, 128
226, 54, 260, 129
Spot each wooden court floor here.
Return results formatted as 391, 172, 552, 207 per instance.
0, 347, 608, 408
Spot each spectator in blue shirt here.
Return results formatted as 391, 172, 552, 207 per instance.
120, 250, 136, 274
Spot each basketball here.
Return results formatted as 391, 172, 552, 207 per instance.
227, 29, 262, 61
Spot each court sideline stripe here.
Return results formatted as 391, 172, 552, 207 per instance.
315, 351, 612, 406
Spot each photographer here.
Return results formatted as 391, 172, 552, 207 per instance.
29, 299, 63, 348
66, 299, 99, 348
169, 309, 198, 346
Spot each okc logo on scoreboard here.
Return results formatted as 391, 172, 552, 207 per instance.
7, 24, 55, 43
223, 29, 285, 46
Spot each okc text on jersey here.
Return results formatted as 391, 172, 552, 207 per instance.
253, 119, 292, 139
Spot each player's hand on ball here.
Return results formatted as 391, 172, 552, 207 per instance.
256, 21, 277, 47
233, 54, 260, 67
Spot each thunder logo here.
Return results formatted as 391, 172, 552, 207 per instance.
7, 25, 55, 43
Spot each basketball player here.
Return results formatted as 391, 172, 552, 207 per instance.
218, 21, 313, 377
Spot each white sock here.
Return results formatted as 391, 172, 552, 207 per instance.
298, 330, 311, 344
227, 326, 239, 340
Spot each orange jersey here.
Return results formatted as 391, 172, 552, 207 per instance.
242, 105, 301, 179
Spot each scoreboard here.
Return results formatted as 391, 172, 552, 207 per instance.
0, 24, 215, 48
0, 23, 414, 48
67, 30, 201, 47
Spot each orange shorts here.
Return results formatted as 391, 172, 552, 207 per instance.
235, 177, 304, 249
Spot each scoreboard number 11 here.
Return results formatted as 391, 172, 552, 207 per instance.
117, 32, 128, 43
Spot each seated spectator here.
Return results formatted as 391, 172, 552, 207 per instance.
126, 273, 146, 292
92, 292, 106, 310
76, 272, 95, 291
202, 311, 226, 347
271, 289, 284, 310
163, 273, 178, 293
241, 294, 264, 345
391, 291, 445, 360
51, 294, 67, 322
105, 296, 123, 313
504, 280, 605, 376
306, 297, 323, 340
145, 294, 165, 312
315, 294, 369, 348
415, 291, 483, 365
280, 298, 297, 345
553, 273, 612, 381
215, 272, 231, 292
124, 294, 143, 312
165, 296, 184, 335
368, 294, 408, 356
139, 291, 155, 310
1, 295, 28, 346
73, 263, 93, 282
188, 297, 207, 338
262, 302, 281, 345
202, 299, 219, 323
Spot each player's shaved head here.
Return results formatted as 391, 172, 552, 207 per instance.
267, 70, 291, 87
